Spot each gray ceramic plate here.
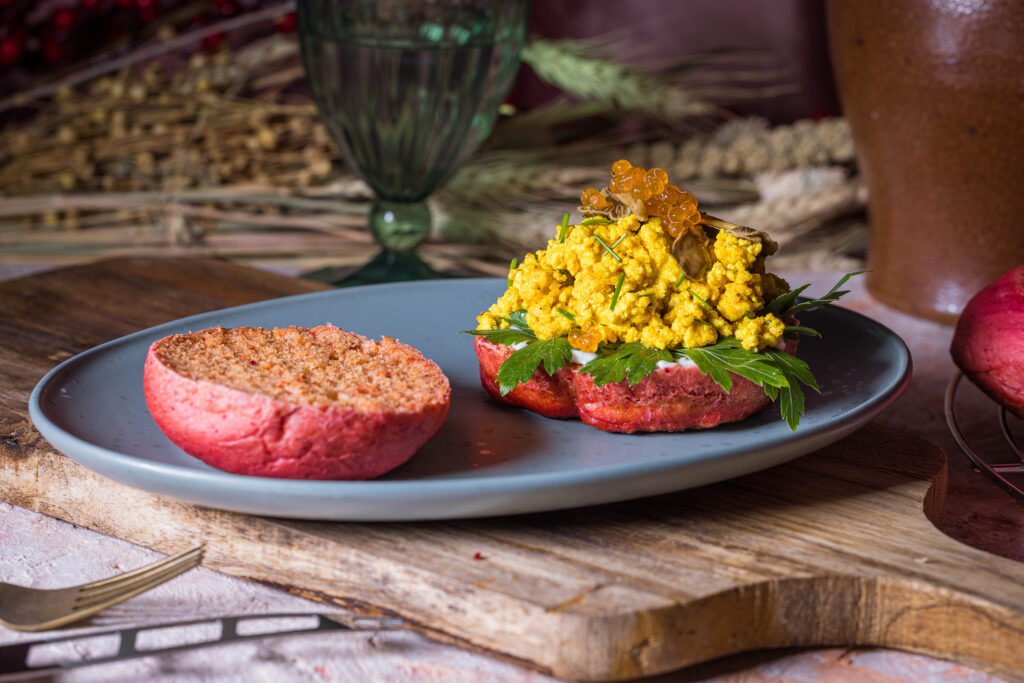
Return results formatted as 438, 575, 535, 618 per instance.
29, 278, 910, 521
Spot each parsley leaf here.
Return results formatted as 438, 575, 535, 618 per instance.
496, 338, 572, 395
765, 348, 819, 393
784, 271, 868, 315
768, 271, 867, 317
761, 349, 819, 430
766, 283, 810, 317
674, 338, 789, 393
463, 310, 573, 395
460, 308, 536, 347
784, 325, 821, 339
581, 342, 673, 386
502, 309, 533, 334
463, 328, 535, 345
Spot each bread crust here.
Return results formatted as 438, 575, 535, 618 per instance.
474, 336, 793, 433
951, 265, 1024, 418
144, 327, 450, 479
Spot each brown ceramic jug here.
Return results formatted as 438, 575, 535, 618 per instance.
827, 0, 1024, 323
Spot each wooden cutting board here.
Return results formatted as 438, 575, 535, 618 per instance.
2, 258, 1022, 681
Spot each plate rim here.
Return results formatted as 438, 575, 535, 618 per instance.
28, 278, 912, 511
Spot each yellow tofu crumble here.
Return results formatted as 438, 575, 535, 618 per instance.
477, 214, 788, 352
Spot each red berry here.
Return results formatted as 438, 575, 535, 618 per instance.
276, 11, 296, 33
0, 37, 23, 66
54, 9, 75, 31
202, 31, 225, 49
43, 41, 62, 64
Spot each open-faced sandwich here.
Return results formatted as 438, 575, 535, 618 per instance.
467, 160, 860, 433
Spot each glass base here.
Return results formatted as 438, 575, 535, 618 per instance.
303, 249, 445, 287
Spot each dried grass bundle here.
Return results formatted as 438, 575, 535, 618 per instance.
0, 18, 865, 274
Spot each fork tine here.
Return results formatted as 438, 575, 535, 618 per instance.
80, 544, 205, 591
56, 557, 203, 630
73, 549, 204, 609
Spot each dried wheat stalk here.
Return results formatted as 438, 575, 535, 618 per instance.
0, 18, 864, 273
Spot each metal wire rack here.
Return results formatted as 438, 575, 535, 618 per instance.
945, 371, 1024, 503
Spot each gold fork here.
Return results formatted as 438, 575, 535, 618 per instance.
0, 544, 204, 632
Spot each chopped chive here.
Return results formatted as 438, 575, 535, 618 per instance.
784, 324, 821, 338
695, 318, 713, 327
507, 258, 517, 291
581, 217, 611, 226
556, 307, 576, 322
688, 287, 713, 311
593, 234, 622, 261
611, 232, 628, 248
557, 213, 570, 242
610, 272, 625, 310
744, 310, 756, 320
637, 291, 654, 298
675, 272, 686, 288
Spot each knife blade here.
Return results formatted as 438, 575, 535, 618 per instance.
0, 612, 403, 681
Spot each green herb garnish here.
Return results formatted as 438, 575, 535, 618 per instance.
502, 309, 532, 333
593, 234, 623, 262
556, 307, 576, 322
611, 233, 628, 248
769, 271, 868, 317
784, 324, 821, 339
557, 213, 570, 243
675, 272, 686, 288
495, 338, 573, 395
674, 338, 788, 393
763, 348, 820, 430
462, 312, 572, 396
463, 309, 536, 346
688, 287, 713, 311
581, 342, 673, 387
610, 273, 625, 310
581, 217, 611, 226
463, 327, 532, 346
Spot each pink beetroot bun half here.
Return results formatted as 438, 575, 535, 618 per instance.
474, 335, 795, 433
951, 265, 1024, 418
144, 325, 450, 480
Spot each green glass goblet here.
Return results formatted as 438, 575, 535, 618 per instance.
297, 0, 529, 285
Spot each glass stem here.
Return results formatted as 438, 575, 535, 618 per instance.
369, 200, 431, 253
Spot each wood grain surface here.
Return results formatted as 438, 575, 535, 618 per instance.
1, 258, 1022, 681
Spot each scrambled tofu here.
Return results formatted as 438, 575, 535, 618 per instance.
477, 214, 789, 352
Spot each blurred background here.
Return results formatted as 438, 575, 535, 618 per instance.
0, 0, 865, 280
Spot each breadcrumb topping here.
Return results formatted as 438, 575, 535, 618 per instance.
154, 325, 449, 413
